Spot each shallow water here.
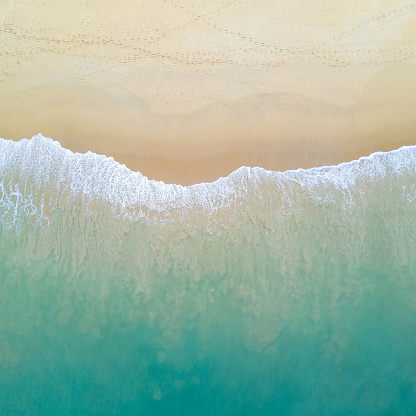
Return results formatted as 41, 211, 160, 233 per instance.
1, 135, 416, 415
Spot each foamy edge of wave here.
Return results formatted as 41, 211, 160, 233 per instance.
2, 133, 416, 184
1, 133, 416, 224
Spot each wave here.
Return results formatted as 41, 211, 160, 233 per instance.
1, 133, 416, 224
1, 134, 416, 414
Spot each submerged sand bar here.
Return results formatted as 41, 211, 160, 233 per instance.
1, 0, 416, 184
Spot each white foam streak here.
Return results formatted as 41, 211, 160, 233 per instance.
0, 134, 416, 229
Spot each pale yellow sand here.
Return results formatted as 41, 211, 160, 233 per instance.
1, 0, 416, 184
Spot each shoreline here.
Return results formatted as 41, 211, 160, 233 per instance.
1, 0, 415, 185
2, 134, 416, 187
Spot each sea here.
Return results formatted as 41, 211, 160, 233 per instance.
1, 134, 416, 415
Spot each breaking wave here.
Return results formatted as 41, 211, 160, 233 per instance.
1, 134, 416, 415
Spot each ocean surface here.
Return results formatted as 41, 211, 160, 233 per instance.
1, 134, 416, 415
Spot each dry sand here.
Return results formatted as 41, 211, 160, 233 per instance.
1, 0, 416, 184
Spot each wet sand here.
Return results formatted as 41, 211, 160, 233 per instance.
1, 0, 416, 184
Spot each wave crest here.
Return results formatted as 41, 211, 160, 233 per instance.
1, 134, 416, 227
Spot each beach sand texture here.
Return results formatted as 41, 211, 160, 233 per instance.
1, 0, 416, 184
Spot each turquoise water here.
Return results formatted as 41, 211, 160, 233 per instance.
1, 134, 416, 415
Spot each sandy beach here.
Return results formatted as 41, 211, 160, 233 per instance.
1, 0, 415, 184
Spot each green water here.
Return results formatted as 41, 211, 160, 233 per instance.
1, 135, 416, 414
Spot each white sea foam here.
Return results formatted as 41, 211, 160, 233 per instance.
0, 133, 416, 232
